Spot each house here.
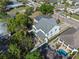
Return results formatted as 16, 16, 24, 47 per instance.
6, 2, 24, 11
33, 15, 60, 42
0, 23, 8, 36
9, 0, 17, 2
0, 22, 10, 40
67, 6, 79, 14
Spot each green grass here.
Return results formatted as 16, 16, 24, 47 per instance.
0, 18, 7, 22
75, 54, 79, 59
0, 12, 7, 18
64, 12, 79, 20
71, 14, 79, 20
7, 6, 30, 15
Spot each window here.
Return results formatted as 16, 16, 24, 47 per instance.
47, 33, 49, 35
51, 31, 52, 34
55, 29, 57, 31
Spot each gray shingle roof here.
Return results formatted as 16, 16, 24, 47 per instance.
0, 23, 8, 36
36, 31, 46, 40
72, 0, 79, 2
49, 0, 57, 3
35, 16, 57, 34
35, 15, 51, 21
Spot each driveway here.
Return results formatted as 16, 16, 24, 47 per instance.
59, 27, 79, 48
53, 12, 79, 48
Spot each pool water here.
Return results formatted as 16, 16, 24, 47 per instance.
57, 49, 68, 57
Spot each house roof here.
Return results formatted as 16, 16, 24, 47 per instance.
35, 16, 57, 34
72, 0, 79, 2
0, 22, 8, 36
6, 2, 23, 8
36, 31, 46, 40
48, 0, 57, 3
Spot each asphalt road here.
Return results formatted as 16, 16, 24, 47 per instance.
53, 13, 79, 48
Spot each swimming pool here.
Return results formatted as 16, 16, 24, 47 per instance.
57, 49, 68, 56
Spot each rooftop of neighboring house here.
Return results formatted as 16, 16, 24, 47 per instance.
69, 6, 79, 9
36, 31, 46, 40
34, 15, 57, 34
0, 22, 8, 36
59, 27, 79, 49
32, 0, 57, 3
72, 0, 79, 2
9, 0, 17, 2
48, 0, 58, 3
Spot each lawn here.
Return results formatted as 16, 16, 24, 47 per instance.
75, 54, 79, 59
64, 12, 79, 20
7, 6, 30, 16
71, 14, 79, 20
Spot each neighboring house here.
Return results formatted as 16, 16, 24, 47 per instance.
33, 16, 60, 42
72, 0, 79, 6
6, 2, 24, 11
9, 0, 17, 2
67, 6, 79, 14
0, 23, 8, 36
72, 0, 79, 2
0, 22, 10, 40
26, 0, 40, 11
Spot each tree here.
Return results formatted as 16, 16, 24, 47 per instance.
0, 54, 8, 59
7, 44, 20, 59
15, 14, 33, 30
25, 50, 44, 59
7, 18, 17, 34
6, 13, 35, 59
3, 29, 35, 59
7, 13, 33, 34
25, 7, 33, 15
10, 29, 34, 54
0, 0, 9, 12
39, 3, 54, 15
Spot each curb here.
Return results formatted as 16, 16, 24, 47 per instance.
67, 16, 79, 22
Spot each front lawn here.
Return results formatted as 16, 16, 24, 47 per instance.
64, 12, 79, 20
71, 14, 79, 20
75, 54, 79, 59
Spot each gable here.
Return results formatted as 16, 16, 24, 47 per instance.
34, 16, 57, 34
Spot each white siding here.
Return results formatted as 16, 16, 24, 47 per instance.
33, 25, 60, 39
47, 25, 60, 39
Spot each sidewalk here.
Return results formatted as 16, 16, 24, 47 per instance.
67, 16, 79, 22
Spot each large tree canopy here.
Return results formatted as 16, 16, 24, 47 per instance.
7, 14, 33, 33
0, 28, 35, 59
25, 50, 44, 59
39, 3, 54, 14
0, 0, 9, 12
